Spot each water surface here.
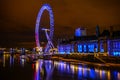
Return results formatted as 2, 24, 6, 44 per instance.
0, 54, 120, 80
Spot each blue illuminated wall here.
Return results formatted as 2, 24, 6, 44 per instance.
58, 44, 74, 54
58, 45, 65, 54
75, 28, 86, 37
83, 45, 87, 53
71, 44, 74, 53
78, 44, 82, 53
58, 37, 120, 56
88, 43, 98, 53
107, 40, 110, 54
100, 41, 104, 53
65, 45, 71, 54
75, 28, 81, 37
77, 41, 98, 53
108, 39, 120, 56
88, 44, 94, 53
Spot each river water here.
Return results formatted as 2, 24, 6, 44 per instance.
0, 54, 120, 80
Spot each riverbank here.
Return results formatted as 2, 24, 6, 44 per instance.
41, 54, 120, 68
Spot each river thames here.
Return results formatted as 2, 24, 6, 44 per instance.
0, 54, 120, 80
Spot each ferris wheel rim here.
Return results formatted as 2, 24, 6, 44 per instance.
35, 4, 54, 48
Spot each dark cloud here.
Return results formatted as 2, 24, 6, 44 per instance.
0, 0, 120, 47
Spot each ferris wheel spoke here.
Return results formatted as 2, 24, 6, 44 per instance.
35, 4, 57, 54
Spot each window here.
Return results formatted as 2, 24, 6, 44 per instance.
78, 44, 82, 53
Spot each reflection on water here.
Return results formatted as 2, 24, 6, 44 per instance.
20, 58, 26, 67
3, 54, 6, 67
34, 60, 120, 80
34, 60, 54, 80
1, 54, 120, 80
0, 54, 34, 80
1, 54, 26, 67
10, 55, 14, 67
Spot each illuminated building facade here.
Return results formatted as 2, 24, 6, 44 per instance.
58, 26, 120, 56
108, 39, 120, 56
75, 27, 87, 37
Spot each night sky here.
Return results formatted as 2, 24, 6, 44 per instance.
0, 0, 120, 48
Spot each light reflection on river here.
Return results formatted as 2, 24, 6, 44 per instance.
34, 59, 120, 80
0, 54, 120, 80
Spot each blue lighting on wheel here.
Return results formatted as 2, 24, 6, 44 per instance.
35, 4, 54, 53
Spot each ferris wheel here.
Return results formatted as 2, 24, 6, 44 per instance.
35, 4, 57, 53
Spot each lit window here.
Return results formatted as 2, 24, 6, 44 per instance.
83, 45, 86, 52
78, 44, 82, 53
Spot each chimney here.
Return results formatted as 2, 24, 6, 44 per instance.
110, 26, 113, 37
96, 25, 100, 37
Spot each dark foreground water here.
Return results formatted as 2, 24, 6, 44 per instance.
0, 54, 120, 80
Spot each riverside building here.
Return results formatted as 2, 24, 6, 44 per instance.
58, 26, 120, 56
